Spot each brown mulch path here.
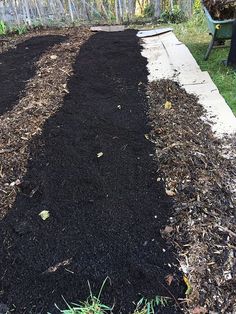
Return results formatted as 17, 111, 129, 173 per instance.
147, 79, 236, 313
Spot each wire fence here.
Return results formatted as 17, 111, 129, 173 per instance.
0, 0, 195, 27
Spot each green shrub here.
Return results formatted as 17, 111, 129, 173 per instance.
160, 7, 187, 24
194, 0, 202, 11
143, 3, 155, 18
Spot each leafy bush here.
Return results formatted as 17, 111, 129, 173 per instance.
160, 7, 187, 24
143, 3, 155, 18
194, 0, 202, 11
6, 23, 28, 35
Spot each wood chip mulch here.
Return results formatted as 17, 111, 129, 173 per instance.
147, 79, 236, 314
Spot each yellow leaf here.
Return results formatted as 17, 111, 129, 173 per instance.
183, 275, 193, 295
39, 210, 50, 221
164, 101, 172, 109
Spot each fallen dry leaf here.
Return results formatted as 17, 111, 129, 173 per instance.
165, 274, 174, 286
163, 225, 174, 234
192, 306, 207, 314
44, 258, 72, 273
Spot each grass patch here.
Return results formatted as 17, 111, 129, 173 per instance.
173, 11, 236, 115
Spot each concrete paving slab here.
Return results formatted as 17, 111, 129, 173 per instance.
178, 71, 212, 86
137, 28, 173, 38
90, 25, 125, 32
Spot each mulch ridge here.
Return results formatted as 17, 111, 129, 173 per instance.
0, 27, 91, 219
147, 79, 236, 313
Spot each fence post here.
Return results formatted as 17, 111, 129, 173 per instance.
180, 0, 192, 16
154, 0, 160, 18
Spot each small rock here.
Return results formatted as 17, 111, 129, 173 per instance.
165, 189, 176, 196
50, 54, 58, 60
162, 225, 174, 234
97, 152, 103, 158
10, 179, 21, 187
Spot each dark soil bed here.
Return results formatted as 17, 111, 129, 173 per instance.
0, 31, 184, 313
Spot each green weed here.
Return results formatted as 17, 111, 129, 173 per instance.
133, 296, 170, 314
15, 24, 28, 35
51, 277, 113, 314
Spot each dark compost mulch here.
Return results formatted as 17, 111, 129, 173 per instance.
203, 0, 236, 20
0, 31, 184, 313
